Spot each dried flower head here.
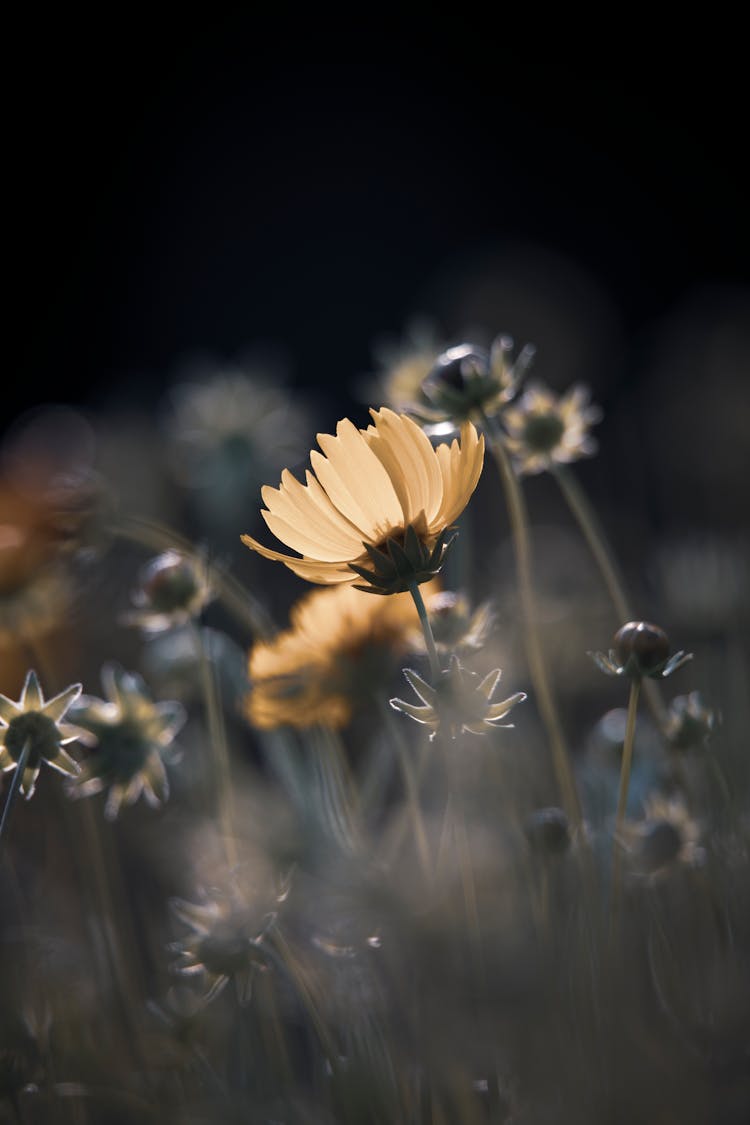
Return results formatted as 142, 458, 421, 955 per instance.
621, 795, 703, 879
417, 337, 535, 427
589, 621, 693, 680
425, 590, 494, 654
170, 879, 289, 1005
165, 368, 309, 489
0, 670, 82, 799
67, 664, 185, 820
125, 549, 213, 633
390, 654, 526, 740
241, 408, 484, 593
248, 581, 440, 730
502, 382, 602, 475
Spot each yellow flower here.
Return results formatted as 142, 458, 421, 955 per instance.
502, 383, 601, 475
241, 408, 484, 591
247, 581, 440, 730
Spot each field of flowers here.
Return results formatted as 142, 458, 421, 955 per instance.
1, 329, 748, 1124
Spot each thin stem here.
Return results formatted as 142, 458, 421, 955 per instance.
480, 412, 581, 825
191, 623, 238, 869
611, 677, 641, 936
553, 464, 631, 621
377, 703, 432, 880
0, 741, 30, 844
408, 579, 441, 681
552, 464, 667, 731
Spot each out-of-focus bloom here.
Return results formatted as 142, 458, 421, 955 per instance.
169, 879, 289, 1005
416, 337, 535, 428
67, 665, 185, 820
390, 654, 525, 740
0, 670, 82, 799
363, 321, 444, 415
0, 473, 73, 650
621, 795, 703, 879
502, 382, 602, 475
665, 691, 716, 752
589, 621, 692, 681
164, 368, 309, 527
247, 581, 440, 730
424, 591, 494, 655
241, 408, 484, 593
124, 549, 212, 633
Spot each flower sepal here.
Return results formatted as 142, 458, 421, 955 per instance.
390, 654, 526, 739
349, 524, 456, 596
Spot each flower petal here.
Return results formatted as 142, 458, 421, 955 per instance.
42, 682, 83, 723
313, 419, 403, 540
240, 535, 355, 583
20, 670, 44, 712
365, 409, 443, 526
263, 470, 363, 555
0, 695, 21, 725
46, 748, 81, 778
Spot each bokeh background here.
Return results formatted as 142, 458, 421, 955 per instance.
9, 35, 749, 630
3, 31, 750, 1122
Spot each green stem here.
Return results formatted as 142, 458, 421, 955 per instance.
408, 579, 441, 681
611, 677, 641, 935
480, 413, 581, 825
552, 464, 667, 731
0, 741, 30, 844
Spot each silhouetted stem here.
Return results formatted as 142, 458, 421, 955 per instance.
611, 677, 641, 936
409, 579, 441, 681
0, 741, 30, 845
481, 413, 581, 825
552, 464, 667, 731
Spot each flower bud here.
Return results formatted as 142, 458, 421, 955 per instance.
127, 550, 211, 631
613, 622, 670, 674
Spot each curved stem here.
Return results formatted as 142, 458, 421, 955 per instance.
408, 579, 441, 681
552, 465, 667, 731
611, 677, 641, 937
480, 413, 581, 825
553, 465, 631, 622
0, 741, 30, 845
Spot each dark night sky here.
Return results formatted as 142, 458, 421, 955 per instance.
8, 26, 749, 428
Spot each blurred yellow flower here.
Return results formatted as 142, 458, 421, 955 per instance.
247, 581, 440, 730
241, 408, 484, 591
502, 383, 601, 476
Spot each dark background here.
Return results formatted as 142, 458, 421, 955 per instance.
9, 26, 748, 428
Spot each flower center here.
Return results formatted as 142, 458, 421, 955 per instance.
5, 711, 60, 766
198, 927, 254, 975
522, 411, 565, 453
